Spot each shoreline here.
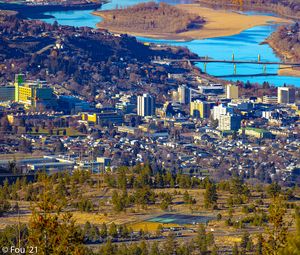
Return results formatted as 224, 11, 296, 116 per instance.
195, 0, 300, 21
93, 4, 290, 41
0, 1, 106, 19
266, 39, 300, 77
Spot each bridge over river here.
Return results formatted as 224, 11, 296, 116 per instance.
161, 55, 300, 66
154, 54, 300, 76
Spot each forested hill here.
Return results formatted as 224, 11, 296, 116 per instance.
0, 12, 196, 98
96, 2, 205, 34
268, 22, 300, 61
197, 0, 300, 19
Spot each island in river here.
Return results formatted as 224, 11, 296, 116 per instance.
93, 3, 289, 41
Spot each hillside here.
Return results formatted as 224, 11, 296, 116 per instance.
0, 167, 300, 254
0, 12, 197, 99
197, 0, 300, 19
267, 22, 300, 76
94, 2, 205, 35
268, 22, 300, 61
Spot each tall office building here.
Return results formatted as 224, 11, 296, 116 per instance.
226, 84, 239, 99
277, 87, 296, 104
137, 93, 156, 116
218, 114, 241, 131
178, 85, 191, 104
190, 100, 210, 118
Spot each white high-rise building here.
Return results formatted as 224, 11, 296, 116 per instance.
218, 113, 241, 131
212, 104, 234, 121
178, 85, 191, 104
277, 87, 295, 104
137, 93, 155, 116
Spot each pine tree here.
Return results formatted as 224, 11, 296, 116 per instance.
163, 233, 177, 255
196, 224, 207, 254
232, 243, 240, 255
27, 175, 85, 254
204, 182, 218, 209
279, 209, 300, 255
100, 223, 108, 239
262, 197, 290, 255
211, 245, 218, 255
256, 234, 263, 255
267, 182, 281, 198
108, 223, 118, 238
240, 231, 250, 251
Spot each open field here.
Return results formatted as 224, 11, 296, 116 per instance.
94, 4, 289, 41
1, 171, 300, 253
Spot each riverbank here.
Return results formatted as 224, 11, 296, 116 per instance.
94, 4, 289, 41
0, 1, 106, 19
266, 39, 300, 77
195, 0, 300, 21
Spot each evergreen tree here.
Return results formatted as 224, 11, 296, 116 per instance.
108, 223, 118, 238
196, 224, 207, 254
27, 175, 85, 254
204, 182, 218, 209
263, 197, 289, 255
240, 231, 250, 250
163, 233, 177, 255
279, 209, 300, 255
256, 234, 263, 255
100, 223, 108, 239
267, 182, 281, 198
232, 243, 240, 255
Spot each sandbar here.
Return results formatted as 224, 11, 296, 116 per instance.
93, 4, 290, 41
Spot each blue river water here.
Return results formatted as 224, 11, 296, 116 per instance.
41, 0, 300, 87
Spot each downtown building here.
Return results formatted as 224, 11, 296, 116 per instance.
226, 84, 239, 99
218, 113, 241, 131
277, 87, 296, 104
137, 93, 156, 116
190, 100, 211, 118
212, 104, 234, 121
178, 84, 191, 104
0, 74, 55, 109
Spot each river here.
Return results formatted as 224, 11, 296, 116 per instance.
40, 0, 300, 87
